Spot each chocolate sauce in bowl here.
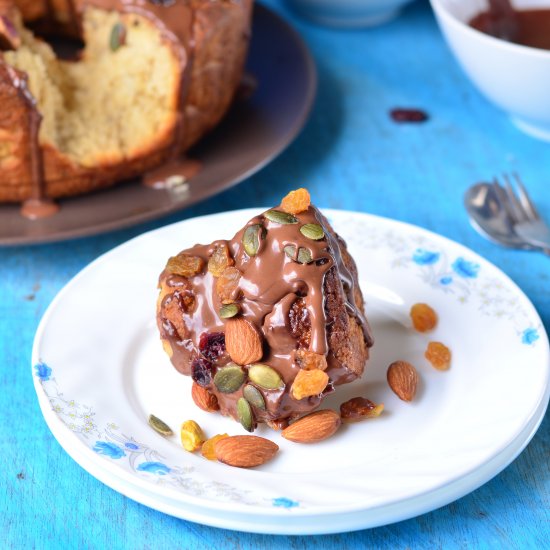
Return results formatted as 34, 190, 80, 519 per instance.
470, 2, 550, 50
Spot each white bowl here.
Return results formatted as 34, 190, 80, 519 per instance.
430, 0, 550, 141
284, 0, 417, 27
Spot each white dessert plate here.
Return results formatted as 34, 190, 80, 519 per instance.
32, 209, 550, 534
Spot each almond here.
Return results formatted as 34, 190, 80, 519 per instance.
191, 383, 219, 412
214, 435, 279, 468
281, 409, 341, 443
387, 360, 419, 402
225, 317, 263, 365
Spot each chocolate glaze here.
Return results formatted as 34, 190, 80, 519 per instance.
6, 1, 248, 213
158, 204, 374, 426
5, 65, 59, 219
470, 2, 550, 50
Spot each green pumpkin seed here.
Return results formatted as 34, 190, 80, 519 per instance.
148, 414, 173, 436
284, 244, 297, 260
213, 364, 246, 394
219, 303, 240, 319
110, 23, 126, 51
243, 224, 265, 257
248, 364, 284, 390
284, 245, 313, 264
264, 209, 298, 225
300, 223, 325, 241
237, 397, 254, 432
243, 384, 266, 410
297, 247, 313, 264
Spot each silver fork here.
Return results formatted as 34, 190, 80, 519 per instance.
494, 173, 550, 251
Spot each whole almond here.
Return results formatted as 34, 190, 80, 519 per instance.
191, 383, 219, 412
387, 360, 419, 402
281, 409, 341, 443
214, 435, 279, 468
225, 318, 263, 365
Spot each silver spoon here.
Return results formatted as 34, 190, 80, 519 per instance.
464, 182, 539, 250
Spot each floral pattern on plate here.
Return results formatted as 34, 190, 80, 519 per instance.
31, 209, 549, 532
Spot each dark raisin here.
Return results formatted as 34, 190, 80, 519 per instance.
390, 108, 429, 123
199, 332, 226, 361
289, 298, 311, 349
191, 357, 213, 387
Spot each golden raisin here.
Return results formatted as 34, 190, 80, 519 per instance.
201, 433, 229, 460
425, 341, 451, 370
295, 350, 327, 371
290, 369, 329, 400
180, 420, 206, 452
165, 254, 204, 278
208, 243, 234, 278
410, 303, 438, 332
281, 188, 311, 215
216, 266, 242, 304
340, 397, 384, 423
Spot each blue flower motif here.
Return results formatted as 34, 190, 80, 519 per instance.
440, 276, 453, 285
34, 362, 52, 382
412, 249, 440, 266
521, 328, 540, 345
137, 462, 171, 475
93, 441, 125, 459
272, 497, 299, 509
125, 442, 139, 450
451, 257, 480, 279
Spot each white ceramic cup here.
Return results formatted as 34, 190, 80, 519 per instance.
430, 0, 550, 141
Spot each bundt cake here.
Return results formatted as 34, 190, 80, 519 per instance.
156, 189, 374, 432
0, 0, 253, 211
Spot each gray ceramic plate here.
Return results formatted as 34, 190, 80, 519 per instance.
0, 5, 316, 245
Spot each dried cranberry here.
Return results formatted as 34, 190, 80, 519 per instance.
191, 357, 213, 387
390, 108, 429, 123
199, 332, 226, 361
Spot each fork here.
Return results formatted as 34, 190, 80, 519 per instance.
493, 173, 550, 251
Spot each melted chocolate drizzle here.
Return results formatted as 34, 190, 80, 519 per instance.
5, 65, 59, 219
159, 205, 374, 424
5, 0, 206, 215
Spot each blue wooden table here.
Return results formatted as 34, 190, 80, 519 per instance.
2, 0, 549, 547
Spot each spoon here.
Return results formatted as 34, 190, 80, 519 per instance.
464, 182, 538, 250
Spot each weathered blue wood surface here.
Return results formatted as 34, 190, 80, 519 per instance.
1, 0, 549, 547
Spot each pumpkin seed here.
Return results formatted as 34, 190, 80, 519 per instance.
243, 384, 266, 410
148, 414, 173, 436
284, 245, 313, 264
243, 224, 265, 257
248, 364, 284, 390
219, 303, 240, 319
264, 209, 298, 225
297, 247, 313, 264
237, 397, 254, 432
213, 364, 246, 393
300, 223, 325, 240
109, 23, 126, 51
284, 244, 297, 260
